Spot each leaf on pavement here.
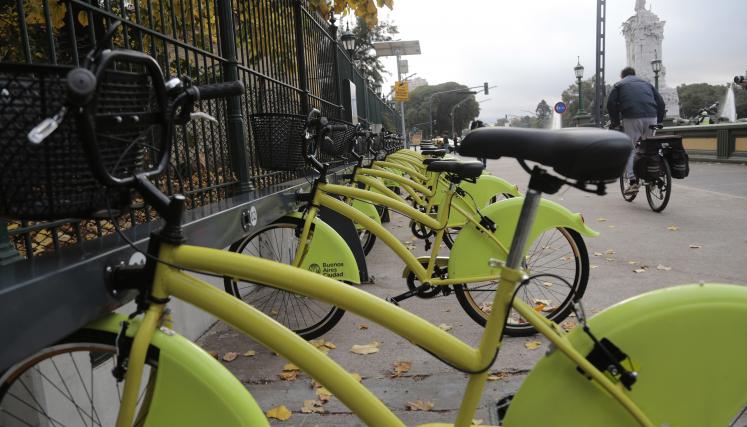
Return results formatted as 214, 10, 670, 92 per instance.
689, 244, 702, 249
593, 252, 603, 257
350, 372, 363, 382
301, 399, 325, 414
222, 352, 239, 362
541, 281, 553, 288
438, 323, 453, 332
590, 264, 599, 269
633, 267, 647, 273
309, 339, 336, 353
358, 323, 369, 329
391, 361, 411, 378
479, 302, 493, 313
316, 386, 333, 402
605, 257, 615, 262
406, 400, 434, 411
605, 249, 616, 255
667, 225, 679, 231
596, 217, 607, 222
283, 363, 300, 371
656, 264, 672, 271
266, 405, 292, 421
207, 351, 219, 359
243, 350, 256, 357
525, 340, 542, 350
486, 371, 508, 381
278, 370, 299, 381
627, 261, 638, 265
561, 319, 578, 331
351, 342, 380, 355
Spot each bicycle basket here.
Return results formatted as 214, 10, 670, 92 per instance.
249, 113, 308, 171
0, 64, 132, 220
323, 120, 356, 156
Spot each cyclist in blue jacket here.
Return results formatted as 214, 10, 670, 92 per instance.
607, 67, 666, 195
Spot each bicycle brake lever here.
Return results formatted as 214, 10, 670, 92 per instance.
189, 111, 218, 123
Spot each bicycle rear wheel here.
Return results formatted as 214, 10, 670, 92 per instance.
646, 158, 672, 212
453, 228, 589, 336
225, 218, 345, 340
0, 329, 158, 427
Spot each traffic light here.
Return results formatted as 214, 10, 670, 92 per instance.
484, 82, 489, 95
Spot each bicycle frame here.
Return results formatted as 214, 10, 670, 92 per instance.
295, 180, 508, 286
116, 189, 654, 427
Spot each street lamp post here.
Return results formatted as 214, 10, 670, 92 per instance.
574, 57, 589, 127
651, 52, 662, 91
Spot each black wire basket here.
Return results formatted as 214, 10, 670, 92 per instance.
249, 113, 308, 171
323, 120, 356, 156
0, 64, 142, 220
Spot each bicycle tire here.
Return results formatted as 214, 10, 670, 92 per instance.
359, 228, 377, 256
0, 329, 158, 426
453, 228, 589, 336
619, 175, 638, 202
646, 157, 672, 212
225, 218, 346, 340
443, 194, 501, 249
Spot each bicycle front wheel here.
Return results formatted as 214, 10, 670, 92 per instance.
0, 329, 158, 427
453, 227, 589, 336
225, 218, 345, 340
619, 175, 637, 202
646, 157, 672, 212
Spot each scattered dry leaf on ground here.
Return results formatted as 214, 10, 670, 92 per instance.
667, 225, 679, 231
590, 264, 599, 269
525, 340, 542, 350
689, 244, 702, 249
207, 351, 219, 359
301, 399, 325, 414
266, 405, 292, 421
316, 386, 333, 402
283, 363, 300, 371
309, 339, 336, 353
561, 319, 578, 331
278, 371, 299, 381
222, 352, 239, 362
391, 361, 412, 378
596, 217, 607, 222
357, 323, 369, 330
350, 372, 363, 382
407, 400, 434, 411
487, 371, 509, 381
656, 264, 672, 271
243, 350, 256, 357
633, 267, 647, 273
593, 252, 603, 257
351, 342, 380, 355
605, 249, 616, 255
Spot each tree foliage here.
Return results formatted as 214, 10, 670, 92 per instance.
310, 0, 394, 26
535, 100, 552, 128
560, 79, 598, 127
348, 17, 398, 85
677, 83, 747, 120
404, 82, 480, 138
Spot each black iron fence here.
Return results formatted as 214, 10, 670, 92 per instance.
0, 0, 400, 259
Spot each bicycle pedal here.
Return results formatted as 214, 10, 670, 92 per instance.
385, 296, 400, 306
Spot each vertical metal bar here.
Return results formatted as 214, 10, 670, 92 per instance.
0, 221, 22, 265
216, 0, 252, 192
42, 0, 58, 64
293, 0, 309, 114
16, 1, 32, 63
594, 0, 606, 127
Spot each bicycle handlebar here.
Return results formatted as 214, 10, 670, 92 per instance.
187, 81, 244, 101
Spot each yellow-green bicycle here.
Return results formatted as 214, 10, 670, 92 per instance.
3, 48, 747, 427
226, 112, 593, 337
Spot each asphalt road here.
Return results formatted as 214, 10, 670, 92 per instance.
197, 160, 747, 426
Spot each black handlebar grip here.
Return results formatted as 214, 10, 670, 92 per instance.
66, 68, 97, 107
194, 80, 244, 100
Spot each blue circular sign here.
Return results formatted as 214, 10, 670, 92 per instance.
554, 101, 567, 114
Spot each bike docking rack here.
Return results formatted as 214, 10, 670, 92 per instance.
0, 1, 399, 373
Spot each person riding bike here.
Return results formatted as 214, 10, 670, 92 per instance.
607, 66, 666, 195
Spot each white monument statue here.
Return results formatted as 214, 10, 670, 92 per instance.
621, 0, 680, 117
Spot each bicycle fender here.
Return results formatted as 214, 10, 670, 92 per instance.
286, 212, 361, 284
448, 197, 597, 278
351, 198, 382, 230
462, 174, 522, 205
503, 284, 747, 427
87, 314, 269, 427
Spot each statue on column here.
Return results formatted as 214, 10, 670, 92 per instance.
635, 0, 646, 12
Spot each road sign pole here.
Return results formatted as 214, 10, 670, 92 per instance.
396, 54, 408, 147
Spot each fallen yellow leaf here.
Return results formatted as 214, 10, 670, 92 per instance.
350, 372, 363, 382
406, 400, 434, 411
541, 281, 553, 288
596, 217, 607, 222
357, 323, 369, 329
207, 351, 219, 359
438, 323, 453, 332
627, 261, 638, 265
283, 363, 300, 371
486, 371, 508, 381
525, 340, 542, 350
667, 225, 679, 231
243, 350, 256, 357
266, 405, 292, 421
222, 352, 239, 362
593, 251, 603, 257
561, 319, 578, 331
590, 265, 599, 269
301, 399, 325, 414
633, 268, 647, 273
391, 361, 411, 378
689, 244, 702, 249
656, 264, 672, 271
351, 342, 380, 355
316, 386, 333, 402
278, 371, 299, 381
606, 249, 616, 255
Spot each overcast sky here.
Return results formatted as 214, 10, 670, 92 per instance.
367, 0, 745, 123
